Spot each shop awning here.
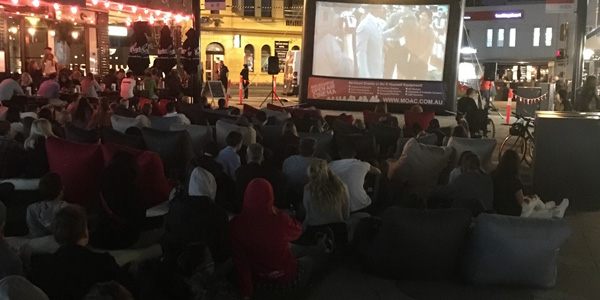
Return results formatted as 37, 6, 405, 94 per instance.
114, 0, 191, 15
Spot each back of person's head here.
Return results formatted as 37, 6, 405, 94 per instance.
410, 105, 424, 113
56, 110, 72, 125
6, 106, 21, 123
0, 120, 10, 137
255, 111, 267, 123
86, 72, 94, 80
38, 173, 63, 201
465, 88, 476, 97
461, 152, 481, 173
144, 71, 152, 78
374, 101, 388, 113
126, 71, 133, 78
151, 68, 158, 76
25, 119, 55, 149
558, 89, 568, 102
83, 281, 134, 300
338, 147, 357, 159
457, 150, 474, 167
202, 141, 220, 157
108, 68, 116, 75
246, 143, 264, 164
429, 118, 440, 129
495, 149, 519, 177
451, 126, 468, 138
38, 108, 52, 120
217, 98, 226, 108
105, 151, 138, 185
225, 131, 243, 148
299, 138, 316, 157
74, 98, 92, 122
412, 123, 423, 134
199, 96, 209, 105
124, 126, 142, 136
141, 103, 152, 116
48, 73, 57, 80
166, 101, 176, 113
11, 72, 20, 81
235, 115, 250, 127
230, 107, 241, 116
53, 205, 87, 246
353, 119, 366, 130
282, 121, 298, 136
307, 160, 345, 211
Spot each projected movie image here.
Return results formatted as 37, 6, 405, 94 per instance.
312, 2, 449, 81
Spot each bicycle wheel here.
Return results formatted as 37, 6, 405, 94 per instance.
484, 118, 495, 138
499, 135, 527, 163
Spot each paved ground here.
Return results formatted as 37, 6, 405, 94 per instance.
230, 94, 600, 300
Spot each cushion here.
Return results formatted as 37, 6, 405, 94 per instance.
334, 133, 378, 161
215, 120, 252, 148
324, 114, 354, 127
365, 207, 472, 279
0, 179, 40, 191
388, 138, 453, 187
260, 125, 284, 150
46, 137, 104, 207
395, 134, 438, 158
291, 117, 320, 133
287, 107, 322, 119
157, 99, 169, 116
368, 122, 403, 153
175, 102, 205, 123
404, 111, 435, 132
170, 123, 213, 157
260, 108, 291, 122
332, 119, 364, 135
64, 123, 99, 144
266, 103, 287, 112
462, 213, 571, 288
100, 143, 172, 208
22, 117, 35, 138
100, 127, 146, 150
242, 104, 260, 116
447, 137, 497, 171
299, 131, 335, 159
141, 128, 194, 181
363, 110, 391, 124
111, 115, 145, 133
150, 116, 181, 132
201, 110, 238, 126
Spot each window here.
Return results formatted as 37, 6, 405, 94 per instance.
261, 0, 271, 17
509, 28, 516, 47
486, 29, 493, 47
244, 0, 254, 16
533, 27, 540, 47
261, 45, 271, 72
244, 44, 254, 72
545, 27, 553, 46
497, 29, 504, 47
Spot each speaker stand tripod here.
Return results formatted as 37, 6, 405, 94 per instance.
260, 75, 285, 107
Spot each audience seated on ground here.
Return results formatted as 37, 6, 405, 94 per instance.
0, 120, 26, 179
329, 147, 381, 213
217, 131, 243, 180
164, 101, 191, 125
29, 205, 131, 300
0, 275, 49, 300
26, 173, 71, 238
0, 202, 24, 280
135, 103, 153, 128
271, 121, 300, 167
282, 138, 322, 202
215, 98, 230, 114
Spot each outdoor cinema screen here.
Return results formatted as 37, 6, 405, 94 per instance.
312, 2, 449, 81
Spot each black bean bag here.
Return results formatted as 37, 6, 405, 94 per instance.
259, 125, 284, 150
367, 122, 403, 156
359, 207, 472, 280
291, 117, 320, 133
64, 123, 99, 144
149, 116, 181, 132
100, 127, 146, 150
142, 128, 194, 180
22, 117, 35, 139
334, 133, 378, 161
298, 130, 334, 160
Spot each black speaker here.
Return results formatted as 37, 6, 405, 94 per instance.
268, 56, 280, 75
484, 63, 497, 81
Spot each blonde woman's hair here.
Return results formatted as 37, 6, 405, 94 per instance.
25, 119, 55, 150
306, 160, 347, 212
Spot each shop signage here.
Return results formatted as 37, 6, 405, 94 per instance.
464, 10, 523, 21
546, 0, 575, 13
307, 77, 446, 106
274, 41, 289, 73
205, 0, 226, 10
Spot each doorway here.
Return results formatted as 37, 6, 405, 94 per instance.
205, 42, 224, 81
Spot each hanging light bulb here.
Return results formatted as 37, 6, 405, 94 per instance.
70, 6, 77, 13
28, 28, 35, 35
137, 15, 142, 21
174, 14, 182, 23
131, 6, 136, 13
148, 14, 155, 24
144, 8, 148, 14
118, 4, 123, 10
91, 0, 98, 5
32, 0, 40, 7
49, 30, 55, 36
155, 10, 161, 16
71, 31, 79, 39
53, 3, 59, 9
11, 0, 18, 5
125, 17, 132, 26
184, 15, 190, 21
104, 1, 109, 8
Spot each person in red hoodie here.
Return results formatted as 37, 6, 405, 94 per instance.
230, 178, 331, 299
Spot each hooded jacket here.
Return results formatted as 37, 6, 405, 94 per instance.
230, 178, 302, 298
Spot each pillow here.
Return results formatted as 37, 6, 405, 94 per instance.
100, 127, 146, 150
363, 110, 391, 124
46, 137, 104, 207
142, 128, 194, 181
291, 117, 320, 133
365, 207, 472, 279
157, 99, 169, 116
170, 123, 213, 157
388, 138, 453, 187
111, 115, 145, 133
447, 137, 497, 171
260, 108, 291, 122
404, 111, 435, 132
64, 123, 99, 144
395, 134, 438, 158
287, 107, 322, 119
462, 213, 571, 288
215, 120, 252, 148
332, 119, 364, 135
243, 104, 260, 116
150, 116, 181, 132
368, 122, 403, 152
324, 114, 354, 127
0, 179, 40, 191
101, 143, 173, 208
266, 103, 287, 112
299, 131, 335, 159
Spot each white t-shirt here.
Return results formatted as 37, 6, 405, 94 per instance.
120, 78, 136, 99
164, 112, 191, 125
329, 158, 372, 212
42, 59, 57, 76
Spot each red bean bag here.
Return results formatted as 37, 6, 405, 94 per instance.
325, 114, 355, 127
101, 143, 173, 208
45, 137, 104, 207
288, 107, 322, 119
404, 111, 435, 132
243, 104, 260, 116
139, 98, 161, 116
158, 99, 170, 116
266, 103, 287, 112
363, 110, 392, 124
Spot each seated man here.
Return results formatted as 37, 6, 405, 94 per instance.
437, 153, 493, 210
457, 88, 479, 115
29, 206, 130, 300
282, 138, 321, 202
236, 143, 288, 209
0, 73, 24, 101
26, 173, 71, 238
329, 147, 381, 213
0, 202, 24, 280
37, 73, 60, 100
214, 98, 230, 114
0, 120, 26, 179
164, 101, 191, 125
217, 131, 243, 180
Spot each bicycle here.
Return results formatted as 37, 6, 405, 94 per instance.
498, 113, 535, 167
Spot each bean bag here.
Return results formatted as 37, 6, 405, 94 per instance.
22, 117, 35, 139
291, 117, 320, 133
395, 134, 438, 158
0, 179, 41, 236
46, 137, 104, 207
287, 107, 322, 119
324, 114, 354, 127
100, 143, 172, 208
299, 131, 335, 159
334, 133, 378, 161
266, 103, 287, 112
201, 110, 238, 126
259, 108, 291, 123
111, 115, 146, 133
388, 138, 453, 187
404, 111, 435, 131
141, 128, 194, 180
368, 122, 403, 154
215, 120, 252, 148
363, 110, 391, 124
447, 137, 497, 171
364, 207, 472, 279
149, 116, 181, 132
332, 119, 364, 135
243, 104, 260, 116
64, 123, 99, 144
462, 213, 571, 288
100, 127, 146, 150
170, 123, 213, 156
175, 102, 205, 123
259, 125, 284, 150
157, 99, 170, 116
